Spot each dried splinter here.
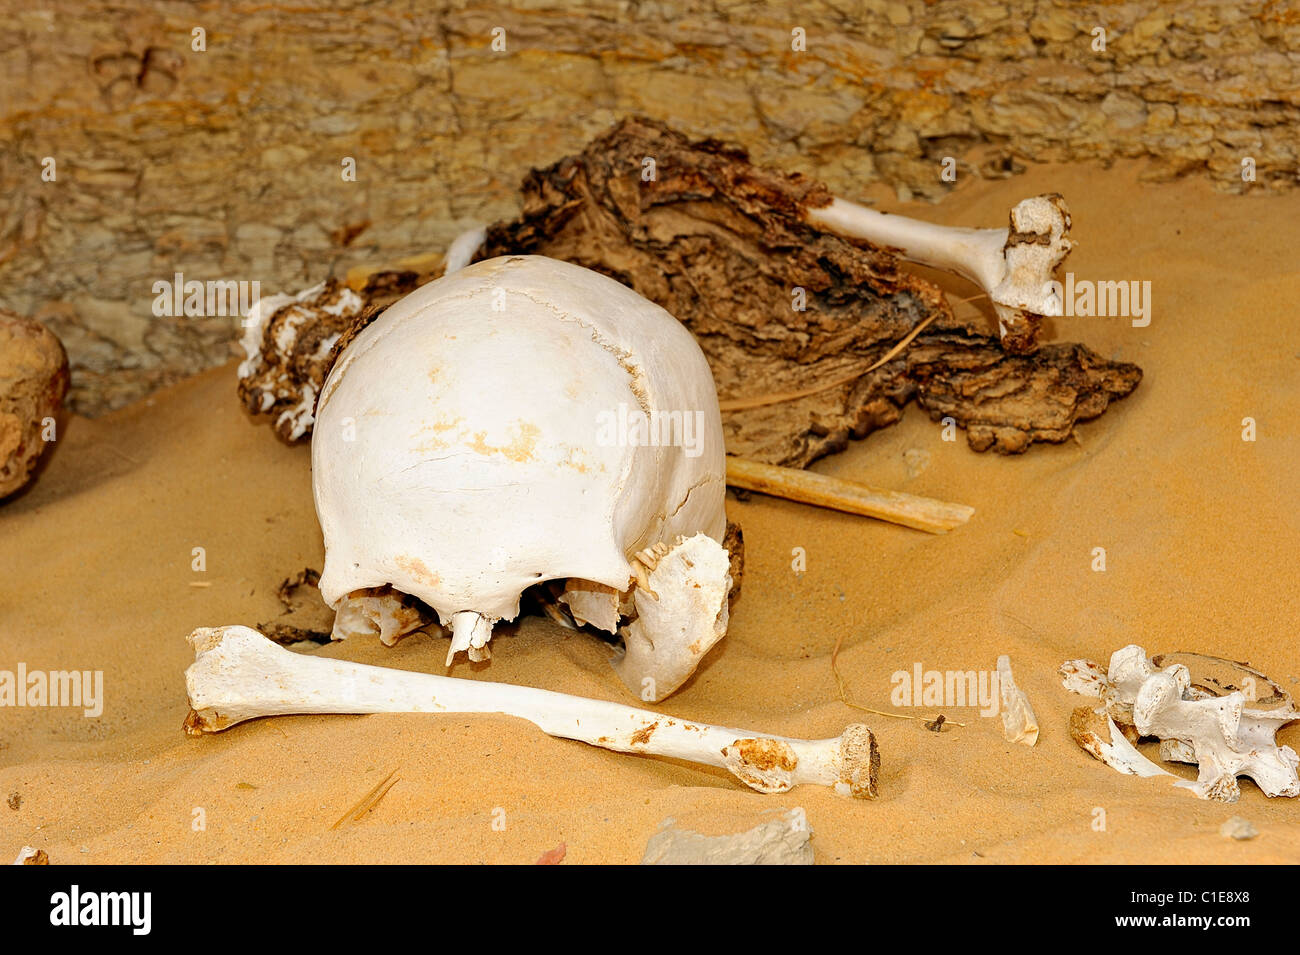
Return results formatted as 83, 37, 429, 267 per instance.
997, 655, 1039, 746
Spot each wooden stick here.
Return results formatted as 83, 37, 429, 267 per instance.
725, 456, 974, 534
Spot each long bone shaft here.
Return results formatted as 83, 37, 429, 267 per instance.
804, 194, 1072, 353
184, 626, 879, 798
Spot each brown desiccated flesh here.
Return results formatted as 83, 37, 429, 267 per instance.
480, 117, 1142, 467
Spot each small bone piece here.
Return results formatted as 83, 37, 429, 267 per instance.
330, 586, 436, 647
0, 310, 68, 500
446, 610, 493, 665
11, 846, 48, 865
1059, 658, 1108, 697
184, 626, 880, 798
236, 279, 365, 441
443, 225, 488, 274
804, 194, 1072, 353
997, 655, 1039, 746
641, 809, 814, 865
1159, 738, 1197, 764
1068, 706, 1173, 779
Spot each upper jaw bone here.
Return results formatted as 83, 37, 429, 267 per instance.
183, 626, 879, 798
804, 193, 1072, 353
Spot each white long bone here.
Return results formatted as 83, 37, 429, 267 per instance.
184, 626, 880, 798
804, 194, 1072, 351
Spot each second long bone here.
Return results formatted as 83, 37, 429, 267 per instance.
804, 193, 1073, 354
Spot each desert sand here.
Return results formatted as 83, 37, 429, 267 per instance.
2, 159, 1297, 864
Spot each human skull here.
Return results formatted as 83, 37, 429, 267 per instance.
312, 255, 734, 701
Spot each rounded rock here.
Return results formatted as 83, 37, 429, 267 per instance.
0, 310, 68, 500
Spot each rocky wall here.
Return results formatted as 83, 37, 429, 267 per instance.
1, 0, 1296, 413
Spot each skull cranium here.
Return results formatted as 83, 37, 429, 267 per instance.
312, 255, 734, 701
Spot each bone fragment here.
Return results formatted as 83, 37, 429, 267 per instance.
1068, 706, 1173, 779
557, 580, 624, 632
1059, 659, 1108, 697
1219, 816, 1258, 840
997, 655, 1038, 746
331, 587, 435, 647
1159, 738, 1197, 764
443, 225, 488, 274
447, 610, 493, 665
236, 280, 365, 442
612, 534, 731, 702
